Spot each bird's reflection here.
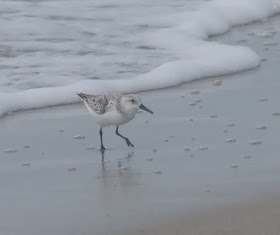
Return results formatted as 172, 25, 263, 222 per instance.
98, 151, 136, 189
100, 150, 134, 168
101, 150, 105, 163
95, 151, 143, 213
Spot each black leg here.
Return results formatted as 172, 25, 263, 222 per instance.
115, 126, 134, 147
101, 150, 105, 162
99, 127, 105, 152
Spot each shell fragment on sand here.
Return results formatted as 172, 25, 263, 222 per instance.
248, 140, 262, 145
225, 139, 236, 143
73, 135, 85, 139
4, 148, 17, 154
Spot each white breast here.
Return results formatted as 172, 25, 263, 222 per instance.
85, 102, 132, 127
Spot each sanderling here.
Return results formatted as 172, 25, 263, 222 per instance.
77, 93, 153, 152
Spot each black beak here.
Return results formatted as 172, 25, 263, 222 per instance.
139, 103, 153, 114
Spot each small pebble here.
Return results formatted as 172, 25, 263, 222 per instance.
67, 168, 76, 171
231, 164, 239, 168
199, 146, 208, 151
210, 115, 218, 118
256, 31, 275, 38
225, 139, 236, 143
204, 189, 212, 192
22, 163, 30, 167
180, 95, 185, 98
23, 145, 31, 149
184, 148, 191, 152
164, 140, 168, 142
153, 171, 162, 175
90, 76, 100, 80
191, 91, 200, 95
213, 80, 222, 86
272, 112, 280, 116
249, 140, 262, 145
4, 148, 17, 153
259, 98, 269, 102
120, 166, 127, 171
244, 155, 252, 159
236, 39, 247, 43
145, 120, 149, 123
227, 123, 235, 127
86, 147, 95, 150
137, 45, 156, 50
152, 149, 158, 153
261, 58, 267, 62
189, 102, 197, 106
146, 158, 153, 161
195, 99, 201, 103
256, 126, 267, 130
224, 130, 228, 133
192, 137, 196, 140
73, 135, 85, 139
59, 129, 64, 132
263, 42, 278, 46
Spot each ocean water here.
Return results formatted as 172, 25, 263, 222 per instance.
0, 0, 279, 116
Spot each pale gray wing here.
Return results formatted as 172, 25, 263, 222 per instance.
88, 95, 109, 114
103, 94, 122, 113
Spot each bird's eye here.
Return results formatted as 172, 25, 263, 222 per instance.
131, 99, 135, 103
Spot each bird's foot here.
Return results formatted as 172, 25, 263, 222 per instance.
125, 138, 134, 147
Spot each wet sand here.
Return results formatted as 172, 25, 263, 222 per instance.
126, 196, 280, 235
1, 14, 280, 235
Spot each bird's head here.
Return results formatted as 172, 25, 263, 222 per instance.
122, 94, 153, 114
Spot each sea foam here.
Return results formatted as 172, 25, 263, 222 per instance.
0, 0, 280, 117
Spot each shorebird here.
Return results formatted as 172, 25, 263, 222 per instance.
77, 93, 153, 151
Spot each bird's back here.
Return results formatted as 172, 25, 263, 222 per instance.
78, 93, 115, 113
77, 93, 128, 126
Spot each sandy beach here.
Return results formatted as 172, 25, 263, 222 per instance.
1, 13, 280, 235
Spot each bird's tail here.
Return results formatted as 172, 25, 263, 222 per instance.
76, 92, 89, 100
